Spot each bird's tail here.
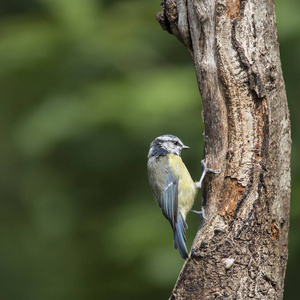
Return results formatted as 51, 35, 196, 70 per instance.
173, 212, 188, 259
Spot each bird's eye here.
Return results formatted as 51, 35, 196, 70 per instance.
174, 141, 179, 146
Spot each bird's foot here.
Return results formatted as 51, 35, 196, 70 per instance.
195, 159, 220, 189
190, 208, 207, 220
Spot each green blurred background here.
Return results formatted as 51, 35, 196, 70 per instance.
0, 0, 299, 299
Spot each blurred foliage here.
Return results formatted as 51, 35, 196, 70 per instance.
0, 0, 298, 299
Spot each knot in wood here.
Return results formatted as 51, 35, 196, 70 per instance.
216, 2, 226, 16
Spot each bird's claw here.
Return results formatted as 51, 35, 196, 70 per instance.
190, 208, 207, 220
195, 159, 220, 189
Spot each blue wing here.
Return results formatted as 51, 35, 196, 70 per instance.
156, 166, 188, 259
157, 171, 178, 229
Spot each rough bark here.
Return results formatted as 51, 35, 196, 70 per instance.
157, 0, 291, 299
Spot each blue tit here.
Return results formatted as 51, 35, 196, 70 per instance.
147, 134, 198, 259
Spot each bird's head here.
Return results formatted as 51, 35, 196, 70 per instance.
148, 134, 189, 158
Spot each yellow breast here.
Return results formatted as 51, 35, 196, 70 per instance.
168, 154, 197, 218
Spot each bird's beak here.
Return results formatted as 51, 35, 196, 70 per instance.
182, 145, 190, 150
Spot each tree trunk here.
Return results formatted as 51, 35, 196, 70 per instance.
157, 0, 291, 299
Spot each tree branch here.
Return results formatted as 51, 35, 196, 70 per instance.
157, 0, 291, 298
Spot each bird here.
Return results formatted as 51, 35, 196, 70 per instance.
147, 134, 219, 259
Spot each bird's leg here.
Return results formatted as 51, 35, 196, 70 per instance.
192, 161, 220, 219
195, 159, 220, 189
190, 208, 207, 220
